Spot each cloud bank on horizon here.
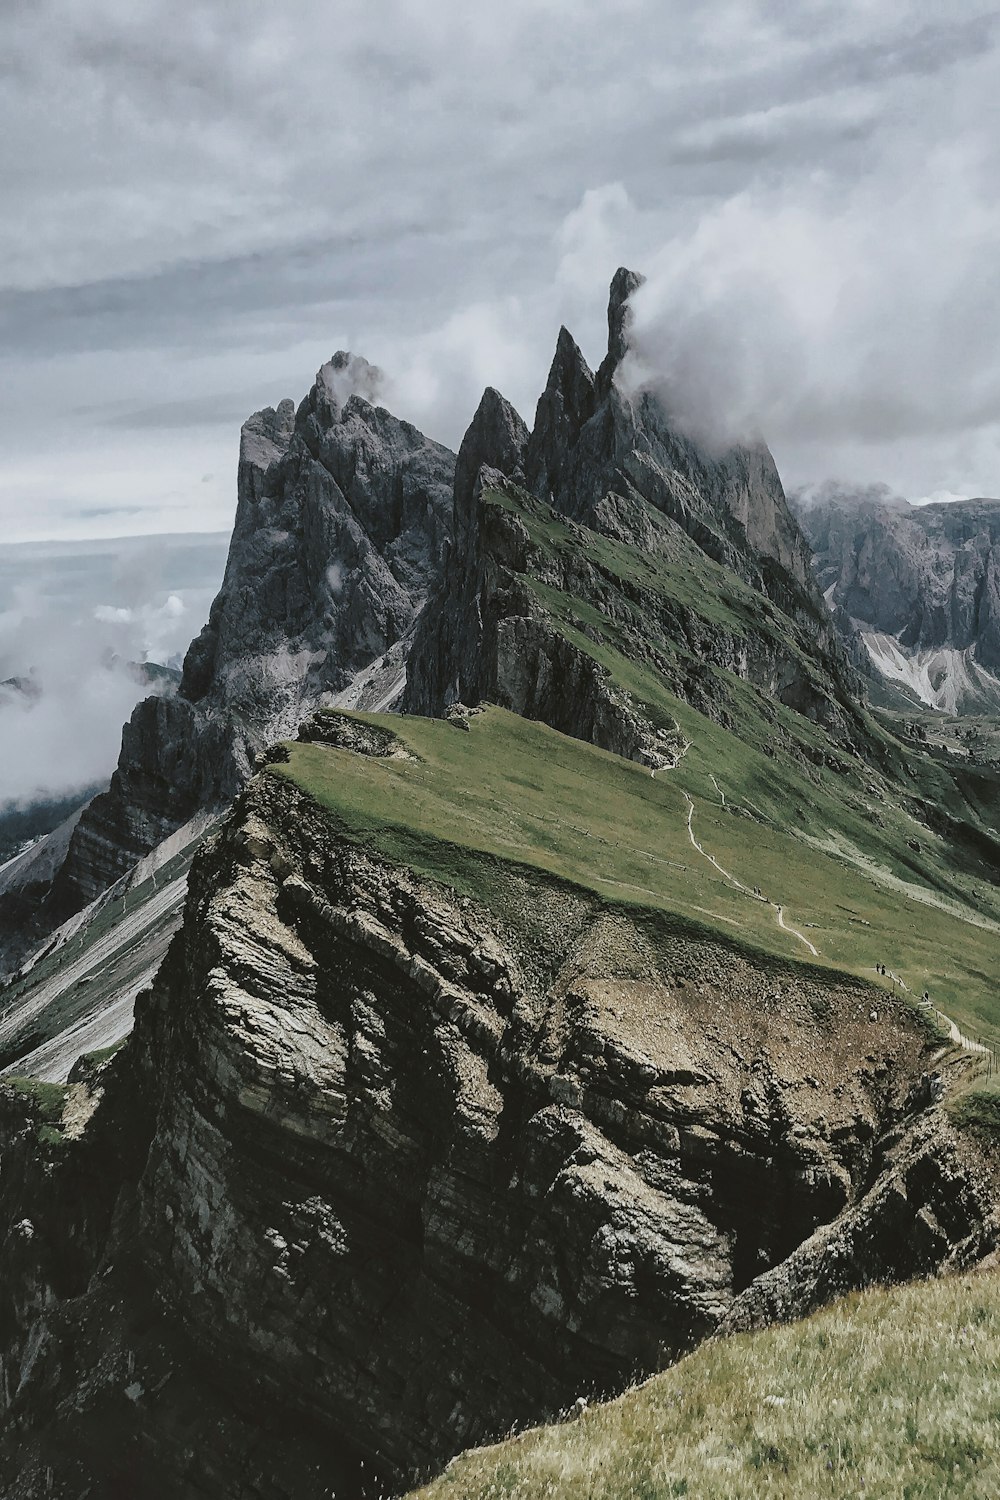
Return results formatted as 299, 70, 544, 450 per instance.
0, 0, 998, 541
0, 534, 228, 804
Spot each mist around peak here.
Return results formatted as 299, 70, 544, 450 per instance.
0, 534, 227, 806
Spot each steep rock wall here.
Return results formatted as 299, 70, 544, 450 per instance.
1, 363, 456, 970
1, 767, 996, 1496
407, 272, 858, 748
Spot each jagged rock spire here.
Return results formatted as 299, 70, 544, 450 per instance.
453, 386, 529, 550
599, 266, 646, 388
310, 351, 384, 428
524, 326, 597, 503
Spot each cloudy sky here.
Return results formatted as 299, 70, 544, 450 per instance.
2, 0, 999, 542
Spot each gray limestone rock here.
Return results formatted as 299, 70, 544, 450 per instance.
406, 386, 530, 715
407, 271, 858, 754
523, 267, 816, 598
2, 361, 456, 965
794, 484, 1000, 711
0, 770, 995, 1495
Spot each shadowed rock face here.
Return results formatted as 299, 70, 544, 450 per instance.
407, 271, 857, 753
521, 267, 816, 596
0, 766, 995, 1497
406, 388, 530, 714
795, 486, 1000, 683
1, 360, 456, 965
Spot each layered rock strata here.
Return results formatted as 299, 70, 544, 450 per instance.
1, 760, 995, 1496
794, 485, 1000, 711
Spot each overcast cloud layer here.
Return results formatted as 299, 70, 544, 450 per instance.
2, 0, 999, 542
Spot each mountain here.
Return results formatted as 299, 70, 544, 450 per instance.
0, 356, 455, 975
1, 709, 996, 1497
793, 483, 1000, 713
1, 274, 1000, 1498
407, 272, 863, 770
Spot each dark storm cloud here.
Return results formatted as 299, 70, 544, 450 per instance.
2, 0, 1000, 539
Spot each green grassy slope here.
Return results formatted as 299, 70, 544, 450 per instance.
406, 1266, 1000, 1500
272, 477, 1000, 1120
486, 483, 1000, 1041
271, 704, 993, 1053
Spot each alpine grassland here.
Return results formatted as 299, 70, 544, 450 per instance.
406, 1268, 1000, 1500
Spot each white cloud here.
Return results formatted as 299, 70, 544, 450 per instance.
619, 52, 1000, 495
0, 0, 999, 540
0, 538, 222, 803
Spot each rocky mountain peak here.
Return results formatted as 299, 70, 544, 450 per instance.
601, 264, 646, 382
3, 364, 457, 959
453, 386, 528, 544
794, 486, 1000, 711
309, 351, 384, 428
524, 326, 597, 503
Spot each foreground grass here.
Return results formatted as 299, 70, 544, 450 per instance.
408, 1269, 1000, 1500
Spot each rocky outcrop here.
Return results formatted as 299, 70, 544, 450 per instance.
522, 268, 817, 599
410, 471, 688, 767
0, 359, 456, 967
408, 463, 863, 771
407, 271, 857, 751
794, 484, 1000, 712
0, 762, 995, 1496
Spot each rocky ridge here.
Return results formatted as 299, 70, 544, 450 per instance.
0, 753, 995, 1496
406, 272, 861, 761
794, 484, 1000, 713
0, 357, 456, 973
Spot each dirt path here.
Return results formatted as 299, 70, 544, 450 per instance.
942, 1012, 990, 1054
917, 993, 990, 1056
776, 904, 819, 957
679, 784, 988, 1046
683, 796, 750, 892
683, 794, 820, 958
880, 970, 989, 1056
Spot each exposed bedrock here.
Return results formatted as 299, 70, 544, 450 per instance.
0, 362, 456, 968
796, 485, 1000, 672
409, 469, 859, 769
3, 771, 995, 1495
407, 271, 859, 749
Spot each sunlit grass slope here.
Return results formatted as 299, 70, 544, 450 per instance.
270, 705, 995, 1050
406, 1267, 1000, 1500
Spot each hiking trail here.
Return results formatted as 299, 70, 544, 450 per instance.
682, 794, 819, 957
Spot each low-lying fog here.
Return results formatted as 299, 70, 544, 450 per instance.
0, 533, 228, 807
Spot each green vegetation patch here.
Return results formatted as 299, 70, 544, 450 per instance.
948, 1086, 1000, 1138
2, 1075, 69, 1147
484, 481, 1000, 1046
408, 1268, 1000, 1500
270, 706, 997, 1044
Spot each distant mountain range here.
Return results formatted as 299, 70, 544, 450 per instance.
792, 483, 1000, 713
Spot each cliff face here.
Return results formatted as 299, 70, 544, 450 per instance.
794, 486, 1000, 712
406, 272, 856, 751
0, 361, 455, 969
525, 268, 815, 595
1, 750, 996, 1498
